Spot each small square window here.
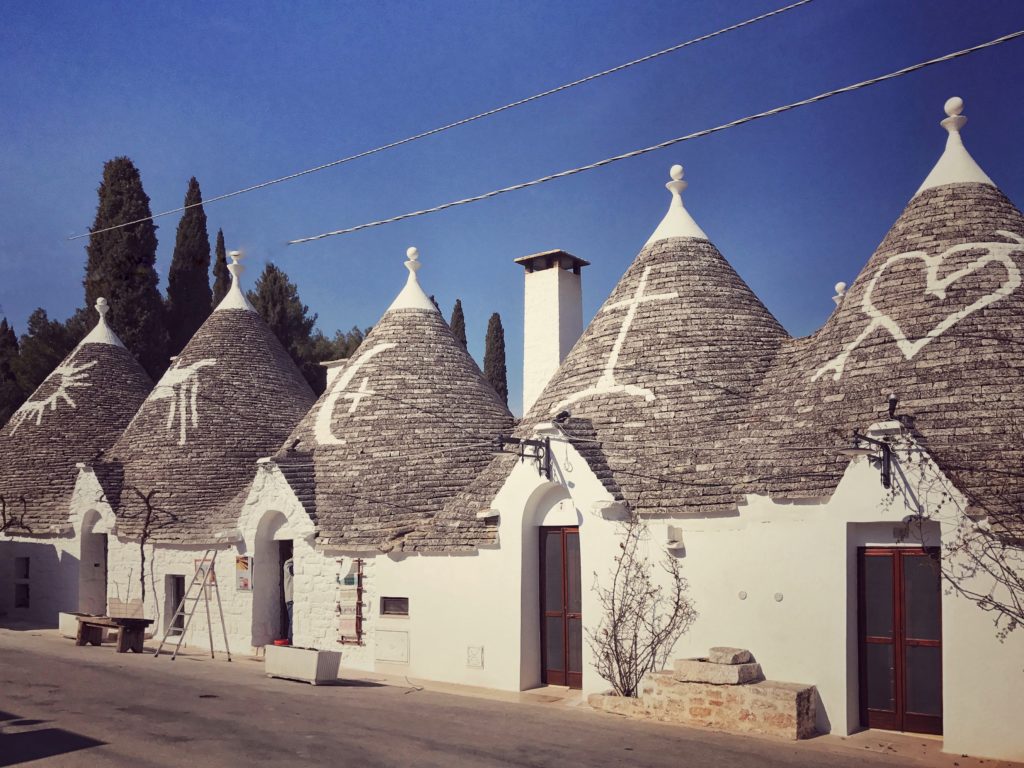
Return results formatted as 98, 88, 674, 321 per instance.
14, 583, 29, 608
380, 597, 409, 616
14, 557, 29, 580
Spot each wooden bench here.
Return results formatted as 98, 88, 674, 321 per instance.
75, 615, 155, 653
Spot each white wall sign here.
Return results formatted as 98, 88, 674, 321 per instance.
813, 231, 1023, 382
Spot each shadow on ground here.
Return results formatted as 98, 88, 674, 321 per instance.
0, 708, 105, 767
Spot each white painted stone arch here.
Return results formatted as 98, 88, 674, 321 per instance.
76, 507, 112, 614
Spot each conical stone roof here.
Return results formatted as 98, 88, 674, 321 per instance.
107, 253, 315, 542
0, 299, 152, 533
443, 165, 789, 529
738, 98, 1024, 516
282, 247, 514, 552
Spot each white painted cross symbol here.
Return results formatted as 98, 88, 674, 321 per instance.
343, 378, 375, 414
553, 265, 677, 413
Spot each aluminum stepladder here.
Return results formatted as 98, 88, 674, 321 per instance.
153, 549, 232, 661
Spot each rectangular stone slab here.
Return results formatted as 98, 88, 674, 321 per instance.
673, 658, 764, 685
708, 647, 754, 665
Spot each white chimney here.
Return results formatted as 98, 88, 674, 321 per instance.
515, 250, 588, 415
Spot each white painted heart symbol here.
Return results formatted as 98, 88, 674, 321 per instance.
813, 230, 1023, 381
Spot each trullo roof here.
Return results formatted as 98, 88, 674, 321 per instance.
281, 247, 514, 552
104, 252, 315, 542
0, 299, 152, 533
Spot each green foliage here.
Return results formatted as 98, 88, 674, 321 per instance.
0, 318, 23, 427
211, 228, 230, 308
84, 157, 168, 379
11, 308, 86, 398
483, 312, 508, 406
166, 177, 213, 355
449, 299, 467, 348
247, 262, 322, 392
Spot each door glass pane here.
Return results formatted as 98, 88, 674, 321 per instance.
544, 531, 564, 611
905, 645, 942, 716
863, 554, 893, 638
865, 642, 895, 711
545, 616, 565, 671
904, 554, 941, 641
566, 532, 581, 614
568, 617, 583, 674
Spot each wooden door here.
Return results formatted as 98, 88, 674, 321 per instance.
540, 527, 582, 689
858, 547, 943, 734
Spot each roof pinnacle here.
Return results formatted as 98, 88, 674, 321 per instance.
915, 96, 994, 196
644, 164, 709, 247
79, 296, 125, 348
215, 249, 257, 312
387, 246, 439, 313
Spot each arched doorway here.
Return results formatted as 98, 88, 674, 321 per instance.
252, 511, 294, 647
78, 510, 108, 615
522, 483, 583, 689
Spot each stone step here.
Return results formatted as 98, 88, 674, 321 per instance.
672, 658, 764, 685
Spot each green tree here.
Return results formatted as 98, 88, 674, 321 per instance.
166, 177, 212, 355
84, 156, 168, 379
247, 263, 322, 392
11, 309, 82, 397
449, 299, 467, 348
211, 228, 230, 308
483, 312, 508, 406
0, 318, 23, 426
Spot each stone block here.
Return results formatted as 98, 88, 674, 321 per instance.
708, 647, 754, 665
673, 658, 764, 685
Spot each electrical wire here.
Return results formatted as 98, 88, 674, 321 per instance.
66, 0, 815, 241
288, 29, 1024, 244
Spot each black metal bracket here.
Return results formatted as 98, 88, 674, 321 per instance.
852, 429, 893, 489
498, 435, 551, 480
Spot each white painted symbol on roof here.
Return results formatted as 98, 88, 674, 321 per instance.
812, 230, 1024, 382
553, 264, 677, 413
315, 342, 397, 445
150, 358, 218, 445
9, 357, 97, 434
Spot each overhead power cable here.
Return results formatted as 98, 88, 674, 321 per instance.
288, 29, 1024, 245
67, 0, 815, 241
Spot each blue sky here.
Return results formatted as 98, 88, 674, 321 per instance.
1, 0, 1023, 414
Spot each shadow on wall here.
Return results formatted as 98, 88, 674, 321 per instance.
0, 540, 80, 628
0, 708, 105, 767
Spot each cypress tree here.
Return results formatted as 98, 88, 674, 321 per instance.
247, 263, 322, 392
483, 312, 508, 406
449, 299, 467, 348
166, 177, 212, 355
0, 318, 23, 427
84, 157, 168, 379
211, 228, 230, 308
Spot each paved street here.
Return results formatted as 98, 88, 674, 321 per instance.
0, 628, 1010, 768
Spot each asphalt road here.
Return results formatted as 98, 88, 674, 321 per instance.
0, 629, 946, 768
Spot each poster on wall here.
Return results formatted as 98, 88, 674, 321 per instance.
235, 556, 252, 591
195, 558, 216, 586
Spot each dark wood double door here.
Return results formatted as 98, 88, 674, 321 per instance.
858, 547, 943, 734
540, 527, 583, 689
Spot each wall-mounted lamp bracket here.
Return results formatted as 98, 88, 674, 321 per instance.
497, 435, 551, 480
848, 429, 893, 489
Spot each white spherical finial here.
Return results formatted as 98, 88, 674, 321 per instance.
944, 96, 964, 118
669, 164, 684, 181
96, 296, 109, 318
834, 281, 847, 295
406, 246, 419, 261
228, 249, 243, 265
